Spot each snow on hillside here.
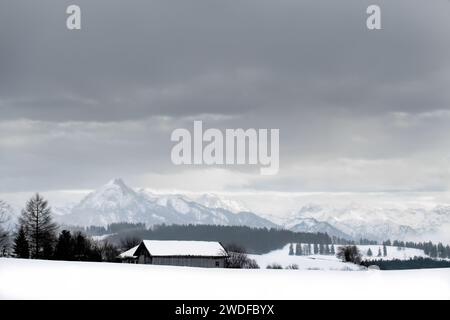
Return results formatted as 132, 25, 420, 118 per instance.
249, 245, 429, 270
249, 251, 363, 271
356, 245, 427, 261
0, 258, 449, 300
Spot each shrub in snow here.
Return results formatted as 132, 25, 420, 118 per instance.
336, 245, 362, 265
225, 244, 259, 269
340, 266, 354, 271
245, 259, 260, 269
266, 263, 283, 269
285, 264, 299, 270
368, 265, 381, 270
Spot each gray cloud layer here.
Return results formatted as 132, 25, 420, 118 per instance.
0, 0, 449, 192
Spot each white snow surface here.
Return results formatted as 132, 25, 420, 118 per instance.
356, 245, 427, 261
249, 244, 429, 270
141, 240, 227, 257
1, 258, 449, 300
91, 234, 116, 241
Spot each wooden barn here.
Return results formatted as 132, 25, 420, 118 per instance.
119, 240, 229, 268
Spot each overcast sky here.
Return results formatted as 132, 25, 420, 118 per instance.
0, 0, 449, 194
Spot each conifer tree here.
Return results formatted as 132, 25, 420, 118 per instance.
377, 247, 382, 257
54, 230, 74, 261
289, 243, 294, 255
13, 226, 29, 258
295, 243, 302, 256
302, 244, 308, 255
319, 243, 324, 255
367, 248, 373, 257
19, 194, 57, 259
313, 243, 319, 254
383, 244, 388, 257
331, 244, 335, 255
429, 244, 438, 258
437, 243, 445, 258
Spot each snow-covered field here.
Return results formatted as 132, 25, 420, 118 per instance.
355, 245, 427, 261
249, 244, 428, 270
1, 258, 449, 300
249, 251, 362, 271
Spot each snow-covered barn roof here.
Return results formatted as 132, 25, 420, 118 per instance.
118, 245, 139, 259
119, 240, 228, 258
142, 240, 227, 257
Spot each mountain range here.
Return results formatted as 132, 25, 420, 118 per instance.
288, 202, 450, 241
42, 179, 450, 242
56, 179, 277, 229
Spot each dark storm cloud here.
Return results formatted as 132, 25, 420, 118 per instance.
0, 0, 449, 192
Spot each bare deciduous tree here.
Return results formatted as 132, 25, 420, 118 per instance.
119, 237, 142, 251
96, 240, 120, 262
0, 200, 11, 256
224, 244, 259, 269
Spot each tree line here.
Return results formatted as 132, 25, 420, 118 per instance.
383, 240, 450, 259
361, 257, 450, 270
2, 194, 119, 262
63, 222, 147, 236
106, 224, 335, 254
288, 243, 336, 256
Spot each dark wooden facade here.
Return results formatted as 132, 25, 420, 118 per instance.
132, 242, 227, 268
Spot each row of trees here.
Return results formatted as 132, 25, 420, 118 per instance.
107, 224, 335, 254
383, 240, 450, 259
361, 257, 450, 270
2, 194, 119, 262
288, 243, 336, 256
289, 243, 389, 259
366, 245, 388, 257
67, 222, 147, 237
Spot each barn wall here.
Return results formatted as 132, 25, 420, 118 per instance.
141, 256, 226, 268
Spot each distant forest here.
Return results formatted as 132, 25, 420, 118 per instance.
67, 223, 355, 254
362, 257, 450, 270
382, 240, 450, 259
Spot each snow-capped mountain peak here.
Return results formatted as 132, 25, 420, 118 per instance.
75, 178, 142, 212
284, 202, 450, 241
195, 193, 248, 213
58, 179, 276, 229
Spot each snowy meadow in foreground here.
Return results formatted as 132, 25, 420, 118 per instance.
1, 258, 449, 300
